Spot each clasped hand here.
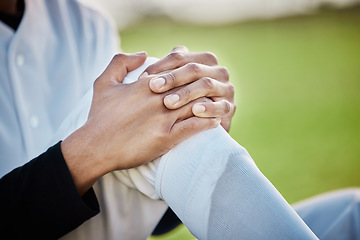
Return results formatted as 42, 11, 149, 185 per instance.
61, 47, 235, 195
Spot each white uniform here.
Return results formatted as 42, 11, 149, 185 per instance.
0, 0, 118, 176
55, 58, 318, 240
0, 1, 167, 239
1, 1, 357, 239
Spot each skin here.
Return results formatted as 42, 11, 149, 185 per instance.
2, 1, 236, 195
61, 52, 224, 195
0, 0, 20, 14
146, 46, 235, 131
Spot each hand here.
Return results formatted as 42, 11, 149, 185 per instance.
143, 46, 236, 132
61, 52, 221, 195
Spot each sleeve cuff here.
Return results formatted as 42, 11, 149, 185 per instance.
36, 142, 100, 238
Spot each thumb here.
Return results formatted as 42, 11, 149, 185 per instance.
98, 52, 147, 85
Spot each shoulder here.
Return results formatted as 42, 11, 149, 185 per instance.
71, 0, 117, 32
41, 0, 117, 37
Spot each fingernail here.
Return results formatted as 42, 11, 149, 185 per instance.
165, 94, 180, 105
150, 77, 165, 89
193, 104, 206, 114
139, 71, 148, 79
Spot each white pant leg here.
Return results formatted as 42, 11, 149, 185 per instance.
54, 57, 318, 239
155, 126, 318, 240
293, 188, 360, 240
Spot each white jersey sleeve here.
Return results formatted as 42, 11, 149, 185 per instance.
57, 58, 317, 240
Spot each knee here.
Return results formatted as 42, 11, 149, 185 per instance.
341, 187, 360, 204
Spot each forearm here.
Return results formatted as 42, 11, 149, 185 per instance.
61, 124, 115, 196
0, 142, 99, 239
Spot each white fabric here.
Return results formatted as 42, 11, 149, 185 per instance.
54, 58, 319, 239
0, 1, 355, 239
0, 0, 119, 177
156, 126, 318, 239
0, 2, 319, 234
57, 58, 169, 240
51, 57, 162, 200
293, 188, 360, 240
61, 172, 168, 240
0, 1, 167, 239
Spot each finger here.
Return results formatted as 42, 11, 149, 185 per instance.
163, 77, 234, 109
138, 46, 188, 79
149, 63, 229, 93
97, 52, 147, 87
170, 116, 221, 144
172, 97, 213, 122
144, 51, 218, 77
220, 118, 232, 132
192, 100, 233, 119
212, 96, 236, 132
171, 46, 189, 53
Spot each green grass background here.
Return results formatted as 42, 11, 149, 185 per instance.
119, 6, 360, 240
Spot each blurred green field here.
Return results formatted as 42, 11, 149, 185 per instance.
120, 6, 360, 240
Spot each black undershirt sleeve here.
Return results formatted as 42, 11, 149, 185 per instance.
0, 1, 181, 236
0, 142, 100, 240
152, 207, 182, 236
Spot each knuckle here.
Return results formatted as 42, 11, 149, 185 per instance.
111, 54, 126, 67
202, 77, 214, 90
204, 51, 218, 64
228, 83, 235, 96
179, 87, 191, 100
187, 62, 201, 75
112, 53, 125, 62
172, 45, 187, 52
93, 78, 100, 88
186, 119, 200, 130
145, 65, 156, 74
154, 124, 170, 141
224, 101, 231, 114
165, 72, 176, 86
169, 52, 185, 63
219, 66, 230, 80
153, 132, 165, 144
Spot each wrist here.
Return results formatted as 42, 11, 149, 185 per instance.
60, 125, 112, 195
